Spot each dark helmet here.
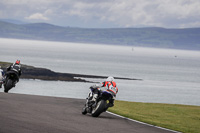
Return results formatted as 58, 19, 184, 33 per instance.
15, 60, 20, 65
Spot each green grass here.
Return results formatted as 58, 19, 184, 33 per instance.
108, 100, 200, 133
0, 61, 11, 67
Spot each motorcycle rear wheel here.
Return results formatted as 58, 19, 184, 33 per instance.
4, 79, 13, 93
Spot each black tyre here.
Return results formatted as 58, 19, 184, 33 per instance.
82, 107, 87, 115
91, 100, 106, 117
4, 79, 13, 93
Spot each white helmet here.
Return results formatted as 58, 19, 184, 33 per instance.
106, 76, 114, 81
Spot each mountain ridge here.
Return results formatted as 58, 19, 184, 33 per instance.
0, 20, 200, 50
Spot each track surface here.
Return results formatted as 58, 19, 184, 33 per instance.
0, 93, 176, 133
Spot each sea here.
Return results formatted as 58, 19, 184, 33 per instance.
0, 38, 200, 106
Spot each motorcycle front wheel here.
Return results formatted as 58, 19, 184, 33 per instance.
91, 100, 106, 117
82, 106, 87, 115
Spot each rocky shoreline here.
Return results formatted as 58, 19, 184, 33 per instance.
0, 61, 141, 82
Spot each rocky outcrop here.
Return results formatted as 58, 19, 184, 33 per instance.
0, 62, 141, 82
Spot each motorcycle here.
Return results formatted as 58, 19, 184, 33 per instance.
4, 71, 19, 93
82, 87, 114, 117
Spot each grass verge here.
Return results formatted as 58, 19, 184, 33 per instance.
0, 61, 11, 67
108, 100, 200, 133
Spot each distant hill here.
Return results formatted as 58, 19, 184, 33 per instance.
0, 20, 200, 50
0, 19, 27, 24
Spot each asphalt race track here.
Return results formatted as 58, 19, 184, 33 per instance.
0, 93, 177, 133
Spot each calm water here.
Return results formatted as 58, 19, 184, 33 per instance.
0, 38, 200, 106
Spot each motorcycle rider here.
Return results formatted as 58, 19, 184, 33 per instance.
6, 60, 21, 83
90, 76, 118, 107
0, 66, 5, 88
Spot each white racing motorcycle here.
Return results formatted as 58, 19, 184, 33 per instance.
82, 86, 116, 117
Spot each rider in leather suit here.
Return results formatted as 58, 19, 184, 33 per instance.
90, 76, 118, 107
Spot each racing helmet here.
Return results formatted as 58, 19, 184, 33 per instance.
15, 60, 20, 64
106, 76, 114, 81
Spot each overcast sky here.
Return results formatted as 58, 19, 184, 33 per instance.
1, 0, 200, 28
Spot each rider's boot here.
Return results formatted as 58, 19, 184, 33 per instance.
108, 99, 114, 107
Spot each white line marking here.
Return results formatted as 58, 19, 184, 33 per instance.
106, 111, 182, 133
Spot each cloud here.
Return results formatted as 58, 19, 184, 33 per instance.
25, 13, 49, 20
1, 0, 200, 28
94, 0, 200, 28
57, 0, 200, 28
